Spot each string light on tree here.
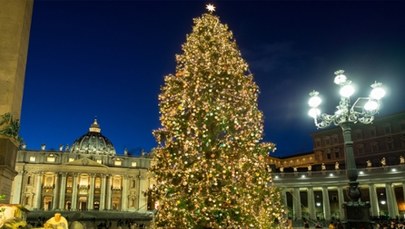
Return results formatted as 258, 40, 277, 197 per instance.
149, 4, 286, 229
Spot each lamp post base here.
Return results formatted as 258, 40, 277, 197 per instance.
343, 201, 372, 229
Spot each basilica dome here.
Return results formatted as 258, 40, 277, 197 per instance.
70, 119, 116, 155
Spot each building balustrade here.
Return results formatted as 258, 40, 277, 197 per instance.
273, 164, 405, 184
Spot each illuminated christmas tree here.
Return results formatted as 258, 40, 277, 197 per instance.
150, 4, 285, 229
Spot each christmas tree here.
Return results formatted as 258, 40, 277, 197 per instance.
150, 4, 285, 229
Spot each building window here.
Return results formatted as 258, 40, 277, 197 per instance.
324, 137, 330, 145
315, 139, 321, 147
384, 125, 392, 134
326, 149, 332, 160
131, 161, 137, 167
334, 148, 340, 159
386, 141, 394, 151
370, 128, 376, 137
69, 158, 74, 162
114, 160, 122, 166
47, 156, 55, 162
402, 135, 405, 147
355, 130, 363, 140
95, 177, 101, 189
79, 175, 89, 187
96, 159, 102, 164
113, 176, 121, 190
372, 142, 379, 153
27, 176, 31, 185
67, 177, 73, 188
357, 145, 364, 155
29, 156, 35, 162
45, 176, 53, 187
332, 135, 338, 144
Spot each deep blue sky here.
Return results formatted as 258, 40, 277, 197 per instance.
20, 0, 405, 157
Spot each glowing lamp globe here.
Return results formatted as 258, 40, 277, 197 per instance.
308, 95, 322, 108
340, 84, 355, 98
364, 100, 379, 111
334, 73, 347, 85
370, 83, 385, 100
308, 108, 321, 118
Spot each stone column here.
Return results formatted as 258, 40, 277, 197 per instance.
337, 186, 345, 220
385, 183, 399, 218
106, 175, 112, 210
307, 187, 316, 220
138, 172, 149, 212
0, 0, 33, 118
292, 187, 302, 220
59, 173, 67, 210
368, 184, 379, 217
52, 173, 59, 210
281, 189, 288, 209
10, 170, 24, 204
322, 186, 331, 221
34, 172, 43, 209
88, 174, 95, 210
121, 175, 128, 211
100, 175, 106, 210
403, 183, 405, 212
71, 173, 78, 210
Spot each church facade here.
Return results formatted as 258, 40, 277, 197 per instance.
9, 120, 154, 226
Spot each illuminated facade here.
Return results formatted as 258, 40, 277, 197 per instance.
9, 120, 154, 225
269, 111, 405, 221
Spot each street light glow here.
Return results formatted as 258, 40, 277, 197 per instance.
307, 70, 386, 226
308, 90, 322, 107
308, 108, 321, 118
334, 70, 347, 85
339, 83, 355, 98
364, 100, 379, 111
370, 82, 386, 100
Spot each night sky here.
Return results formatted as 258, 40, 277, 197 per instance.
20, 0, 405, 157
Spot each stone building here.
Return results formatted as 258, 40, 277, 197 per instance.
269, 111, 405, 222
0, 0, 33, 203
10, 119, 154, 226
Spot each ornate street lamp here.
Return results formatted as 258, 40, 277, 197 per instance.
308, 70, 385, 228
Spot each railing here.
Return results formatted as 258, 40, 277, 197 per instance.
272, 164, 405, 186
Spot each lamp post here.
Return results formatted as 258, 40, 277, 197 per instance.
308, 70, 386, 228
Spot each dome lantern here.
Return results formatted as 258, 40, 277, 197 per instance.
70, 119, 116, 156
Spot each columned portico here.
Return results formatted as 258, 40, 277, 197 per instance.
307, 187, 316, 220
122, 175, 128, 211
71, 173, 78, 210
385, 183, 399, 218
88, 173, 95, 210
11, 170, 24, 204
34, 172, 43, 209
322, 186, 331, 221
292, 188, 302, 220
369, 184, 379, 217
337, 186, 345, 220
52, 173, 60, 210
59, 172, 67, 210
100, 175, 107, 210
106, 175, 112, 210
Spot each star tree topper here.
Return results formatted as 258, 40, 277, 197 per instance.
206, 4, 216, 13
